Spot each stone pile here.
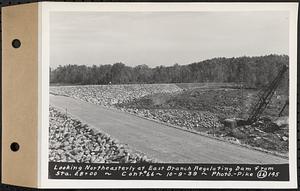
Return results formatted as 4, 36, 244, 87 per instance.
122, 108, 222, 131
49, 107, 154, 163
50, 84, 289, 154
51, 85, 227, 139
50, 84, 182, 107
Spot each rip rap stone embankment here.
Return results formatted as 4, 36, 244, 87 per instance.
49, 106, 156, 163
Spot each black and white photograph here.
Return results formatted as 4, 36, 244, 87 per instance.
44, 2, 297, 187
1, 1, 298, 189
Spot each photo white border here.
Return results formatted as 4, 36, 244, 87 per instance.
38, 2, 298, 188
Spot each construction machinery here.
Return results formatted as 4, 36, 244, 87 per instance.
224, 64, 288, 128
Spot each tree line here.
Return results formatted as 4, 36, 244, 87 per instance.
50, 54, 289, 89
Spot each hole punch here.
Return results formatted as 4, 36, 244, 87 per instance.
10, 142, 20, 152
12, 39, 21, 48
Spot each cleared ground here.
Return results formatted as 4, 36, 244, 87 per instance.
50, 94, 288, 164
50, 84, 289, 153
118, 87, 289, 152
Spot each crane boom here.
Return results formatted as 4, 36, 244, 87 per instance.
247, 65, 288, 124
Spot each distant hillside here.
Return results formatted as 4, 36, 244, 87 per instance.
50, 54, 289, 89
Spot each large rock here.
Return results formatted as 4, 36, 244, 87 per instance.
224, 118, 237, 128
49, 107, 155, 163
273, 116, 289, 127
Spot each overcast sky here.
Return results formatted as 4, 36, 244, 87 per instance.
50, 11, 289, 68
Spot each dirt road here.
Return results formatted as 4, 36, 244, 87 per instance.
50, 95, 288, 164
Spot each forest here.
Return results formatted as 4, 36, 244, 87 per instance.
50, 54, 289, 89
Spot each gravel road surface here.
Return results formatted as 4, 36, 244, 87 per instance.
50, 95, 288, 164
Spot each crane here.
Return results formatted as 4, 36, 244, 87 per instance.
224, 64, 288, 128
246, 64, 288, 124
278, 100, 289, 117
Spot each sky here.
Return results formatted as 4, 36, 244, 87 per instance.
50, 11, 289, 68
